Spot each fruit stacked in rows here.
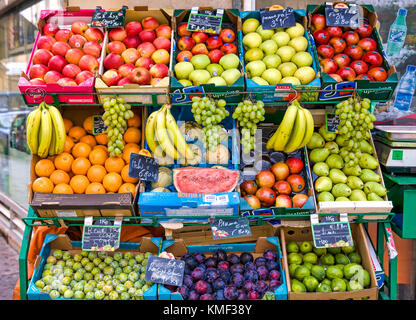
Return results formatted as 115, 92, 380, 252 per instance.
241, 157, 309, 209
286, 241, 371, 293
242, 17, 316, 86
166, 249, 282, 300
174, 24, 242, 86
34, 249, 154, 300
311, 13, 388, 82
31, 111, 142, 196
102, 17, 171, 86
29, 21, 103, 86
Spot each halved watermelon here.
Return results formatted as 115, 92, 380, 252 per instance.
173, 167, 239, 194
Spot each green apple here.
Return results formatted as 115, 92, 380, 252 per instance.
261, 68, 282, 85
276, 46, 296, 62
243, 32, 263, 49
263, 54, 282, 69
259, 39, 278, 55
245, 48, 264, 62
286, 23, 305, 39
207, 76, 227, 86
246, 60, 267, 77
294, 66, 316, 85
280, 76, 301, 85
219, 53, 240, 70
190, 54, 211, 69
178, 79, 192, 87
189, 69, 211, 85
278, 62, 298, 77
206, 63, 224, 77
288, 36, 308, 52
292, 52, 313, 67
221, 68, 241, 85
272, 31, 290, 47
242, 18, 260, 35
256, 25, 274, 41
174, 61, 194, 80
251, 76, 269, 85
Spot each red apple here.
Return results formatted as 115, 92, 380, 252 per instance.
84, 28, 104, 43
150, 78, 163, 86
139, 29, 156, 43
129, 67, 152, 85
62, 64, 81, 79
240, 180, 258, 196
137, 42, 156, 58
342, 31, 360, 46
123, 36, 141, 49
29, 78, 46, 85
78, 54, 99, 72
326, 26, 343, 38
142, 17, 159, 30
52, 41, 71, 57
107, 41, 127, 54
333, 54, 351, 69
75, 70, 93, 85
155, 24, 171, 39
29, 64, 49, 79
121, 48, 140, 64
362, 51, 383, 67
275, 194, 292, 208
292, 194, 309, 209
358, 38, 377, 52
219, 28, 236, 43
57, 77, 77, 86
153, 37, 171, 51
221, 43, 238, 55
337, 66, 356, 81
65, 48, 84, 65
71, 21, 88, 35
176, 50, 193, 62
102, 69, 122, 86
136, 56, 154, 69
43, 23, 59, 36
177, 24, 192, 37
151, 49, 170, 65
271, 162, 289, 181
273, 180, 292, 195
117, 78, 132, 86
368, 67, 388, 81
286, 174, 305, 192
356, 23, 373, 38
55, 29, 73, 42
355, 73, 374, 81
150, 63, 169, 78
33, 49, 53, 65
313, 29, 330, 45
48, 55, 68, 72
317, 44, 335, 59
286, 157, 303, 174
103, 53, 124, 70
37, 35, 56, 51
256, 187, 276, 207
311, 13, 326, 31
109, 28, 127, 42
208, 49, 224, 64
345, 45, 364, 60
192, 32, 209, 44
177, 36, 195, 51
125, 21, 143, 36
329, 37, 347, 54
43, 70, 63, 84
350, 60, 368, 75
329, 73, 343, 82
244, 195, 261, 209
68, 34, 87, 49
191, 43, 209, 55
206, 36, 223, 50
83, 41, 102, 58
255, 170, 275, 188
118, 63, 136, 78
320, 58, 338, 74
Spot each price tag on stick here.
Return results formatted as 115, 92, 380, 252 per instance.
326, 113, 340, 133
325, 3, 360, 28
311, 213, 353, 248
91, 6, 127, 28
260, 7, 296, 30
128, 152, 159, 182
92, 115, 107, 135
82, 217, 122, 251
145, 256, 185, 287
211, 217, 252, 240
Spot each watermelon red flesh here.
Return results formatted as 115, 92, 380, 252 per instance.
173, 167, 239, 194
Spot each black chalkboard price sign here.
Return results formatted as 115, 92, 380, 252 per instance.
326, 113, 340, 133
260, 7, 296, 30
312, 221, 353, 249
145, 256, 185, 287
92, 115, 107, 135
325, 6, 360, 27
211, 217, 252, 240
187, 8, 224, 34
91, 6, 127, 28
82, 219, 121, 251
128, 152, 159, 182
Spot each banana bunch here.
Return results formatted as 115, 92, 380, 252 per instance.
26, 102, 66, 158
266, 100, 314, 153
145, 104, 195, 161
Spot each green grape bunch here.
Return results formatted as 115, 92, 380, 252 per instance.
191, 96, 230, 152
102, 97, 135, 157
233, 100, 265, 154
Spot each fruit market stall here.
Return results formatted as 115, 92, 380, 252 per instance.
16, 2, 402, 302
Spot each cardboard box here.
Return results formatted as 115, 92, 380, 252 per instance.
170, 8, 245, 104
29, 105, 145, 219
95, 7, 173, 105
158, 236, 288, 300
362, 227, 384, 289
18, 7, 101, 106
239, 9, 321, 103
280, 223, 379, 300
27, 234, 162, 300
307, 2, 398, 103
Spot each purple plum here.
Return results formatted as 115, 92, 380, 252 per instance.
230, 264, 244, 274
223, 285, 239, 300
243, 270, 259, 282
184, 264, 192, 275
231, 273, 244, 288
213, 278, 226, 291
227, 253, 240, 265
257, 265, 269, 280
176, 286, 189, 299
269, 269, 280, 281
263, 249, 278, 261
266, 260, 279, 272
200, 293, 213, 300
237, 289, 248, 300
213, 249, 227, 261
183, 275, 194, 288
244, 262, 256, 271
217, 261, 230, 271
193, 252, 206, 264
218, 270, 231, 283
188, 290, 200, 300
185, 255, 199, 270
269, 279, 282, 291
240, 252, 254, 265
243, 280, 256, 292
191, 267, 205, 281
205, 268, 219, 283
181, 253, 192, 261
214, 289, 225, 300
248, 290, 260, 300
205, 257, 217, 268
198, 264, 207, 272
195, 280, 211, 295
256, 280, 269, 293
255, 257, 267, 267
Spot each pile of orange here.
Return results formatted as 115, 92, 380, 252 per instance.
32, 112, 142, 196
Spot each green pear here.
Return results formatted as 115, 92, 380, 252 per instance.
310, 148, 330, 163
349, 189, 367, 201
339, 147, 349, 159
329, 169, 347, 184
315, 177, 333, 192
318, 191, 334, 202
307, 132, 325, 150
326, 154, 344, 169
346, 176, 364, 190
319, 125, 336, 142
364, 182, 387, 197
360, 169, 381, 183
313, 162, 329, 177
359, 153, 379, 170
336, 197, 350, 201
256, 25, 275, 41
360, 140, 374, 154
343, 165, 362, 177
325, 141, 339, 154
336, 135, 348, 147
367, 192, 384, 201
332, 183, 352, 198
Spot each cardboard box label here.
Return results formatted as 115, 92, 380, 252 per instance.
165, 208, 234, 216
55, 210, 77, 217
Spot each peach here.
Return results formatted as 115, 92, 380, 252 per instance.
150, 63, 169, 78
43, 23, 59, 36
52, 41, 71, 57
177, 36, 195, 51
65, 48, 84, 65
33, 49, 53, 65
102, 69, 122, 86
29, 64, 49, 79
57, 77, 77, 86
155, 24, 171, 39
151, 49, 170, 65
177, 23, 192, 37
37, 35, 56, 51
78, 55, 99, 72
135, 56, 154, 69
83, 41, 102, 58
139, 30, 156, 43
69, 34, 87, 49
137, 42, 156, 58
109, 28, 127, 42
117, 78, 132, 86
71, 21, 88, 35
176, 50, 193, 62
48, 55, 68, 72
125, 21, 142, 36
123, 36, 141, 49
62, 64, 81, 79
118, 63, 136, 78
84, 28, 104, 43
129, 67, 151, 85
44, 70, 63, 84
142, 17, 159, 30
30, 78, 46, 85
75, 70, 93, 85
55, 29, 73, 42
153, 37, 171, 51
107, 41, 127, 55
103, 53, 124, 70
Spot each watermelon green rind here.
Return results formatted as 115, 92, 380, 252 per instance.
173, 167, 239, 194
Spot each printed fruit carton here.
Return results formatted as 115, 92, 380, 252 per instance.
27, 234, 161, 300
239, 9, 321, 103
157, 236, 288, 300
18, 7, 102, 106
281, 223, 379, 300
307, 2, 398, 102
95, 7, 173, 105
170, 8, 245, 105
29, 105, 145, 219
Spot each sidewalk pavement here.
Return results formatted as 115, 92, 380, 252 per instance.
0, 234, 18, 300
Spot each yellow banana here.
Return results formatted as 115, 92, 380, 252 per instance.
145, 109, 160, 153
298, 107, 315, 149
48, 126, 56, 156
266, 128, 279, 150
273, 101, 299, 151
165, 106, 194, 160
284, 107, 306, 153
46, 104, 66, 155
37, 105, 53, 158
154, 105, 179, 160
26, 104, 42, 154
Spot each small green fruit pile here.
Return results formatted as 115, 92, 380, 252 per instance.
34, 250, 154, 300
286, 241, 371, 293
